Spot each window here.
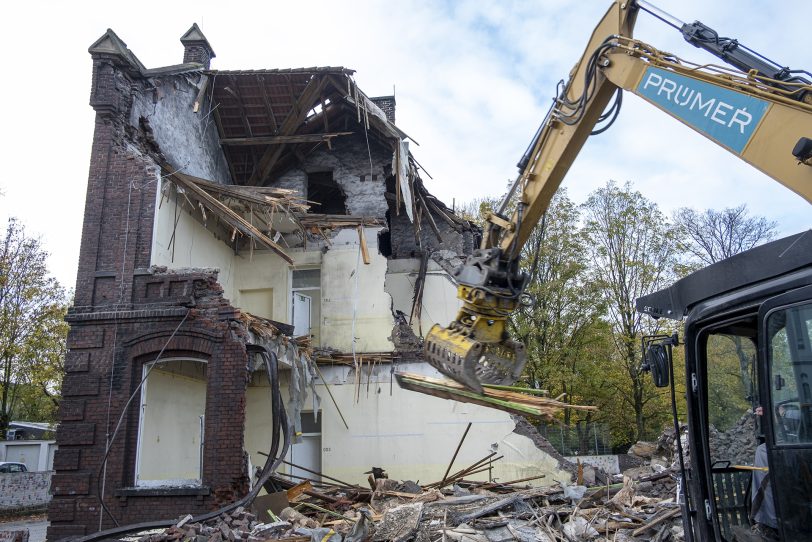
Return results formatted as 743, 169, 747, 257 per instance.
307, 171, 346, 215
699, 318, 759, 465
135, 358, 207, 486
766, 303, 812, 444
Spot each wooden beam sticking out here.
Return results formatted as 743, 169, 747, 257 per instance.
193, 75, 210, 113
357, 225, 370, 265
167, 170, 294, 264
220, 132, 352, 146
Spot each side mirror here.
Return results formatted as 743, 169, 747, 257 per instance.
644, 343, 671, 387
641, 334, 678, 388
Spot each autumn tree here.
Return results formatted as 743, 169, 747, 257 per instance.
0, 219, 68, 437
582, 181, 680, 443
508, 191, 607, 434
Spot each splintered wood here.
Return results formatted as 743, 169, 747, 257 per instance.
395, 372, 597, 421
163, 166, 309, 263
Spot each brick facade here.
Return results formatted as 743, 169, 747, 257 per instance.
370, 96, 396, 124
48, 44, 248, 540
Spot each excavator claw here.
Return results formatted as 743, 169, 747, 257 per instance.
424, 322, 526, 393
423, 254, 528, 393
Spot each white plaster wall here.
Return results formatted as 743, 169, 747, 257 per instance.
320, 228, 394, 352
233, 250, 321, 324
151, 187, 238, 301
385, 258, 461, 338
316, 362, 571, 487
245, 371, 292, 474
138, 368, 206, 482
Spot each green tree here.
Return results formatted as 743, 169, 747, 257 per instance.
0, 219, 68, 437
509, 191, 607, 428
582, 181, 680, 443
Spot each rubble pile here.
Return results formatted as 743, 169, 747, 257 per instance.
708, 411, 758, 466
129, 463, 687, 542
639, 410, 759, 471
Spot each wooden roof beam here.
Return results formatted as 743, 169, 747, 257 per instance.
220, 132, 352, 146
250, 75, 328, 185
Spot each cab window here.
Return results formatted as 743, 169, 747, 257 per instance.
766, 303, 812, 444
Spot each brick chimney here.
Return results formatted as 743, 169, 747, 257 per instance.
370, 96, 396, 124
180, 23, 215, 68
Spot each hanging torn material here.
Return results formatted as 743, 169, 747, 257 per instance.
394, 139, 414, 222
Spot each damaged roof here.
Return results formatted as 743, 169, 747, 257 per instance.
205, 68, 410, 185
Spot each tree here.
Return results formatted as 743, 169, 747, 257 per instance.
673, 204, 776, 268
582, 181, 680, 443
508, 191, 607, 430
0, 219, 68, 437
673, 204, 776, 415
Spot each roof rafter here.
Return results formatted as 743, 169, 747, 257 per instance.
249, 75, 329, 185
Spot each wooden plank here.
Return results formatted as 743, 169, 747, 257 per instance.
416, 188, 443, 242
169, 171, 294, 263
358, 225, 370, 264
631, 508, 681, 537
257, 75, 279, 133
286, 481, 312, 501
193, 74, 210, 113
220, 132, 352, 146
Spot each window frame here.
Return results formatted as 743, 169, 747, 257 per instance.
134, 357, 208, 488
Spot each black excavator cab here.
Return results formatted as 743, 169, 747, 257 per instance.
637, 232, 812, 542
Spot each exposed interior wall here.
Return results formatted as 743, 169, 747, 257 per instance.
320, 228, 394, 352
245, 371, 301, 477
234, 250, 321, 327
273, 135, 391, 218
312, 362, 571, 487
137, 360, 207, 484
151, 186, 238, 301
385, 258, 461, 338
151, 211, 399, 353
130, 73, 230, 184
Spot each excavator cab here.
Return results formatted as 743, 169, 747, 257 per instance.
637, 233, 812, 542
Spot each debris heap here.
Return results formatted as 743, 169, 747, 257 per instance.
128, 457, 686, 542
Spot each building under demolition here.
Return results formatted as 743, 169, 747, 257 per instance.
48, 25, 575, 540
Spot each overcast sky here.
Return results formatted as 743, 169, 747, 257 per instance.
1, 1, 809, 289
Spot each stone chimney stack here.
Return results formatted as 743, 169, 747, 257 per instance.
180, 23, 215, 68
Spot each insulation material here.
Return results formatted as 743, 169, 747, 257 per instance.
276, 341, 321, 444
394, 140, 414, 222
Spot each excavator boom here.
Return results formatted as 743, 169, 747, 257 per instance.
424, 0, 812, 392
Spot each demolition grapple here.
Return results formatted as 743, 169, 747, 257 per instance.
424, 248, 528, 393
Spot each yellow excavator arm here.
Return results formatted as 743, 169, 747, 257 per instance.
425, 0, 812, 392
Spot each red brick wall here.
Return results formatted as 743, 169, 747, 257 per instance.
48, 53, 250, 540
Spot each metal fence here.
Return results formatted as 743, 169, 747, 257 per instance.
538, 423, 612, 456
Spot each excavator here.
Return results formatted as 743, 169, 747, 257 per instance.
423, 1, 812, 540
